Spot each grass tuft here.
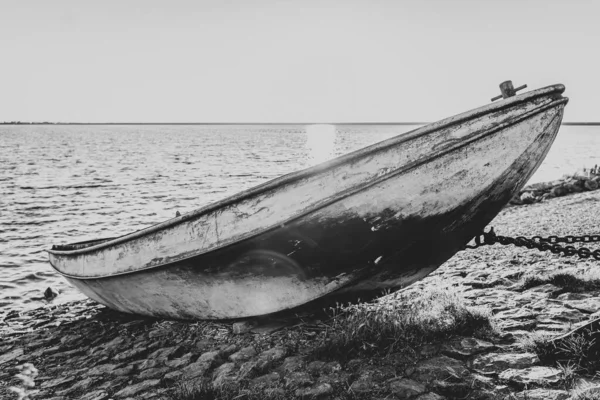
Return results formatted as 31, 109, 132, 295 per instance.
519, 268, 600, 293
522, 327, 600, 376
169, 380, 287, 400
311, 285, 496, 361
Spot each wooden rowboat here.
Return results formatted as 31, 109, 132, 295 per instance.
48, 83, 568, 320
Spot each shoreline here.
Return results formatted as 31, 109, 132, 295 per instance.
2, 189, 600, 399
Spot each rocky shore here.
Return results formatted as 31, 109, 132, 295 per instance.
510, 168, 600, 205
2, 189, 600, 400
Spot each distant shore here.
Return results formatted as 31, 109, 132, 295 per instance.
2, 122, 599, 126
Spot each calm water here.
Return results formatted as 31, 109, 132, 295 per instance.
1, 124, 599, 314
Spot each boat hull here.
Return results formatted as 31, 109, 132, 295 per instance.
49, 86, 567, 319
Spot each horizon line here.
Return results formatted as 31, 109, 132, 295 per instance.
1, 121, 599, 126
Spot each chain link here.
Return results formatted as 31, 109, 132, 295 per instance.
464, 227, 600, 260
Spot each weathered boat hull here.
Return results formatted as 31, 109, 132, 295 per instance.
48, 85, 568, 319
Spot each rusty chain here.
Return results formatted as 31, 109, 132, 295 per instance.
464, 227, 600, 260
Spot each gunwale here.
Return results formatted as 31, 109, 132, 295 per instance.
47, 84, 565, 259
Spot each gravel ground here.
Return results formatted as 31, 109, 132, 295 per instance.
1, 189, 600, 400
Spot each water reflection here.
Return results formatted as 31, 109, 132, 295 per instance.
305, 124, 337, 166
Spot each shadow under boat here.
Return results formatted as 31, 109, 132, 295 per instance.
47, 83, 568, 320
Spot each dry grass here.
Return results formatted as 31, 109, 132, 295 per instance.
311, 284, 496, 361
522, 327, 600, 376
569, 380, 600, 400
519, 268, 600, 294
170, 380, 287, 400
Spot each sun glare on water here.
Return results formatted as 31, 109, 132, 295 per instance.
305, 124, 337, 166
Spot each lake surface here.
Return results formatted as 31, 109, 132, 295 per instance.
1, 124, 599, 314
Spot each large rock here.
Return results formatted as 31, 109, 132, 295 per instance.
470, 352, 540, 375
285, 371, 313, 388
0, 348, 23, 365
181, 351, 219, 379
228, 346, 257, 362
113, 379, 161, 398
513, 388, 569, 400
249, 372, 280, 389
499, 366, 562, 388
388, 378, 426, 398
212, 362, 237, 387
441, 337, 496, 359
295, 382, 333, 398
411, 355, 470, 383
256, 346, 287, 371
281, 356, 305, 374
562, 298, 600, 314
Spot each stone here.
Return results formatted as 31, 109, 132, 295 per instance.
219, 344, 239, 358
228, 345, 257, 362
556, 292, 592, 301
345, 359, 366, 372
285, 371, 314, 388
430, 380, 471, 398
111, 364, 135, 376
349, 377, 374, 393
563, 298, 600, 314
113, 379, 161, 398
165, 353, 192, 368
198, 350, 220, 364
249, 372, 280, 389
388, 378, 426, 398
138, 366, 170, 380
470, 352, 540, 375
494, 308, 537, 320
411, 355, 470, 383
250, 320, 287, 334
54, 377, 97, 396
281, 356, 305, 374
232, 320, 257, 334
79, 390, 109, 400
585, 179, 599, 191
101, 336, 128, 353
164, 370, 182, 381
415, 393, 446, 400
147, 345, 180, 360
40, 375, 77, 389
181, 353, 218, 379
497, 319, 537, 331
137, 359, 161, 371
418, 343, 441, 358
212, 362, 237, 387
306, 360, 326, 375
322, 361, 342, 375
195, 339, 215, 352
44, 287, 60, 300
295, 382, 333, 398
112, 347, 146, 362
440, 337, 496, 359
525, 283, 562, 295
256, 346, 287, 370
0, 348, 23, 365
513, 388, 569, 400
520, 191, 536, 204
499, 366, 562, 388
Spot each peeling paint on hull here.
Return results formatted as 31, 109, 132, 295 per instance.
48, 85, 568, 319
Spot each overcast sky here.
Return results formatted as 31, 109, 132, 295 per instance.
0, 0, 596, 123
